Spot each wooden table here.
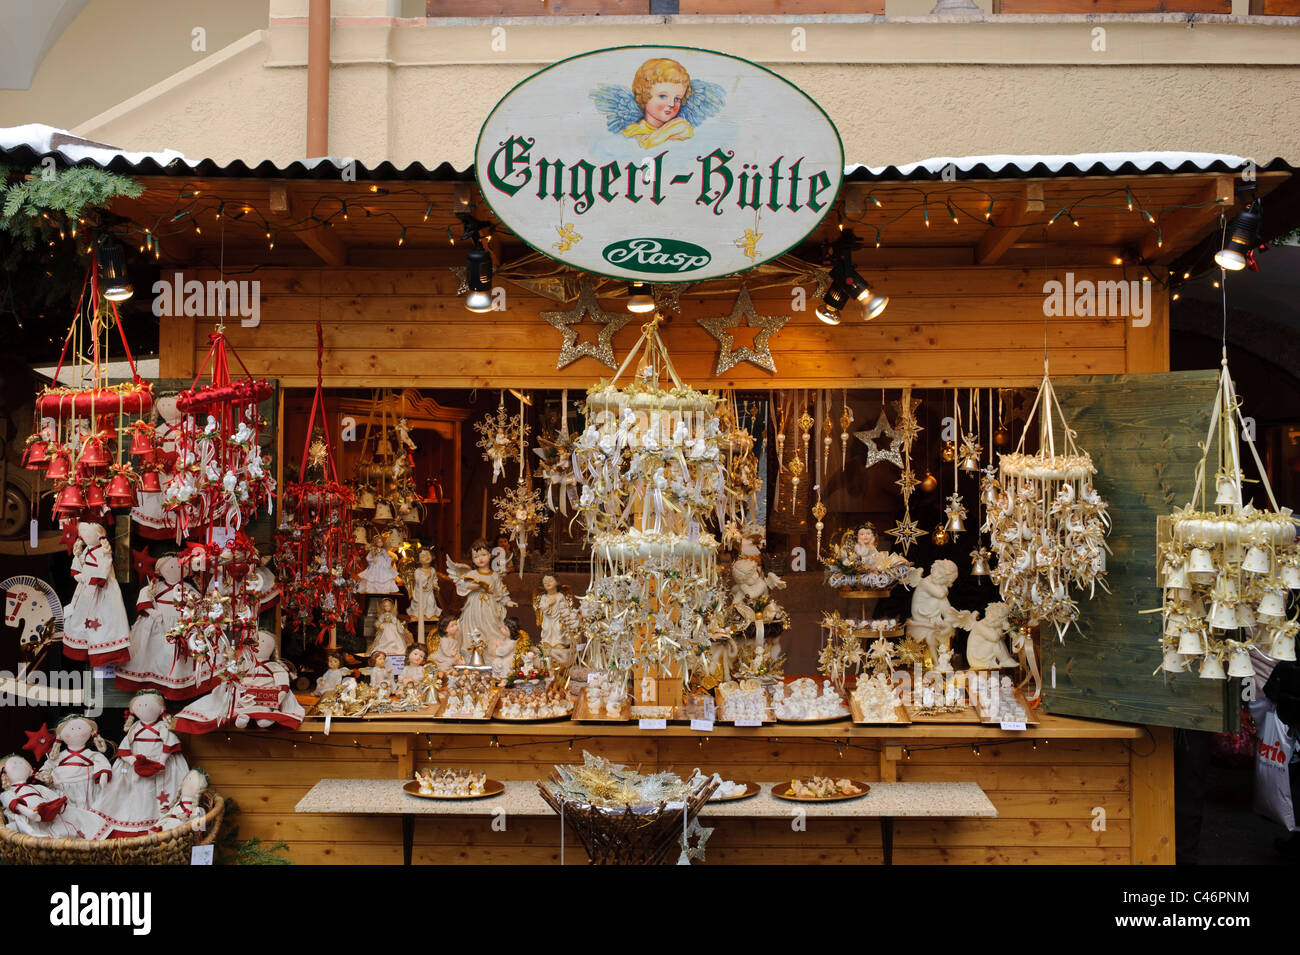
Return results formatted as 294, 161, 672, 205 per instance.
295, 778, 996, 865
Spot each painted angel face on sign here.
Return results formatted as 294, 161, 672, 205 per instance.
589, 57, 725, 150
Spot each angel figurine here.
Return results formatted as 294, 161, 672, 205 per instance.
62, 521, 131, 667
961, 602, 1018, 670
116, 554, 207, 700
1, 754, 110, 840
395, 417, 418, 452
409, 547, 442, 643
356, 533, 400, 594
534, 575, 577, 676
589, 56, 727, 150
728, 529, 789, 658
446, 539, 515, 648
367, 596, 411, 657
904, 559, 962, 667
97, 690, 189, 835
430, 618, 464, 672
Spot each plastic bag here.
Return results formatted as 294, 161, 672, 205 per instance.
1250, 699, 1298, 833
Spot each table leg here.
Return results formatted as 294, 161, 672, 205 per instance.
402, 814, 413, 866
880, 817, 894, 866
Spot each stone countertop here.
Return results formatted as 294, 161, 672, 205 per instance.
295, 778, 995, 819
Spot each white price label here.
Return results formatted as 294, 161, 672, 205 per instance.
29, 520, 38, 548
1000, 721, 1027, 732
735, 720, 762, 728
209, 527, 233, 547
689, 719, 714, 732
638, 718, 667, 730
324, 714, 332, 736
92, 665, 115, 680
190, 844, 214, 865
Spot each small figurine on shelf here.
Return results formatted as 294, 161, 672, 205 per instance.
175, 631, 305, 733
430, 618, 465, 672
0, 754, 111, 840
62, 521, 131, 667
727, 524, 790, 658
366, 651, 392, 689
960, 602, 1017, 670
97, 690, 189, 835
367, 596, 411, 657
158, 769, 209, 832
446, 538, 516, 648
400, 645, 429, 684
409, 547, 442, 644
489, 618, 521, 680
40, 715, 113, 812
904, 559, 962, 668
824, 523, 912, 592
314, 652, 349, 695
534, 574, 578, 676
356, 532, 400, 594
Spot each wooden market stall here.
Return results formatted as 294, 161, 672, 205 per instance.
101, 155, 1293, 865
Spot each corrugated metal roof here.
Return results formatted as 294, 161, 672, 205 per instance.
2, 124, 1290, 182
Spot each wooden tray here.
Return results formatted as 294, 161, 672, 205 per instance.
849, 696, 912, 726
708, 781, 760, 802
905, 702, 982, 724
770, 780, 870, 802
573, 692, 631, 722
773, 710, 851, 724
492, 699, 574, 722
432, 690, 498, 721
976, 689, 1041, 726
403, 779, 505, 800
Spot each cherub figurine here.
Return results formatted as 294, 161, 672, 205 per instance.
367, 597, 411, 657
489, 618, 521, 680
961, 602, 1017, 670
40, 714, 113, 812
314, 652, 349, 695
446, 539, 516, 648
400, 645, 429, 684
97, 690, 189, 835
409, 547, 442, 643
366, 651, 392, 688
1, 754, 110, 840
62, 521, 131, 667
904, 559, 962, 667
430, 619, 465, 672
395, 417, 417, 452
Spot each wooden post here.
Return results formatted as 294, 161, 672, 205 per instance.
880, 743, 902, 782
1130, 725, 1175, 864
391, 735, 414, 780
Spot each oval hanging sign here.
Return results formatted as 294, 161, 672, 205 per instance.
475, 45, 844, 284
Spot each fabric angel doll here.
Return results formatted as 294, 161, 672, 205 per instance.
115, 554, 209, 699
40, 715, 113, 812
356, 533, 400, 594
446, 539, 515, 647
62, 521, 131, 666
367, 597, 411, 657
158, 769, 209, 832
1, 754, 111, 840
174, 631, 305, 733
131, 395, 183, 540
97, 690, 189, 835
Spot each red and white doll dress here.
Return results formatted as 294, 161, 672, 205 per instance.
174, 638, 305, 733
97, 719, 189, 835
62, 533, 131, 666
131, 409, 182, 540
2, 778, 111, 840
115, 578, 216, 700
41, 747, 113, 813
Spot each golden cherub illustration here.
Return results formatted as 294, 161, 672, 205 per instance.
553, 223, 583, 253
590, 58, 726, 150
733, 228, 763, 260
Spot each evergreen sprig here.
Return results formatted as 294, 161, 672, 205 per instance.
0, 163, 142, 249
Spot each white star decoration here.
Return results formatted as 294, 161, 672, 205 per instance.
697, 286, 790, 375
541, 280, 632, 370
677, 816, 714, 865
855, 410, 904, 469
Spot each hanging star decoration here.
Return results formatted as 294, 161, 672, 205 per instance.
306, 428, 329, 474
131, 546, 158, 581
892, 393, 923, 448
553, 223, 583, 252
22, 723, 55, 762
733, 228, 763, 260
896, 469, 920, 502
651, 284, 683, 317
542, 281, 632, 370
887, 513, 924, 553
449, 266, 469, 295
855, 409, 904, 469
807, 268, 832, 301
475, 402, 527, 477
677, 815, 714, 865
493, 480, 546, 572
698, 286, 789, 375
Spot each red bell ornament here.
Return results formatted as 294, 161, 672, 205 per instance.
45, 450, 72, 481
84, 481, 107, 510
140, 469, 162, 493
22, 438, 49, 469
54, 482, 86, 514
129, 425, 155, 457
105, 472, 137, 509
78, 436, 111, 469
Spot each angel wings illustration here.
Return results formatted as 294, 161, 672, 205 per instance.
589, 57, 727, 150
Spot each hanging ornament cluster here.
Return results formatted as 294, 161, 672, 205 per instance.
274, 324, 363, 647
166, 332, 274, 542
1157, 356, 1299, 679
534, 389, 580, 515
493, 390, 545, 573
985, 367, 1110, 641
716, 395, 762, 529
475, 391, 527, 484
352, 390, 423, 535
25, 257, 154, 521
889, 389, 924, 555
164, 533, 264, 686
570, 317, 727, 689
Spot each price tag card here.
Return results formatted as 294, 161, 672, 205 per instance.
638, 718, 667, 730
92, 665, 115, 680
689, 719, 714, 732
1000, 721, 1028, 732
191, 845, 214, 866
209, 527, 233, 547
324, 714, 332, 736
734, 719, 762, 728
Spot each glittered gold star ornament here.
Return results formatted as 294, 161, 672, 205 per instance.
542, 281, 632, 370
698, 286, 789, 375
892, 393, 923, 448
896, 469, 920, 502
652, 284, 683, 317
855, 410, 904, 469
449, 266, 469, 295
888, 513, 924, 554
677, 815, 714, 865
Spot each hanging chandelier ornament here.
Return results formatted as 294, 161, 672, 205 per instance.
475, 392, 527, 484
1157, 353, 1299, 677
812, 486, 827, 559
798, 402, 814, 474
495, 390, 544, 574
988, 363, 1111, 642
822, 405, 834, 474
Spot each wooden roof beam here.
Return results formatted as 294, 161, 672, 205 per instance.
1139, 175, 1235, 262
975, 184, 1044, 265
268, 181, 348, 267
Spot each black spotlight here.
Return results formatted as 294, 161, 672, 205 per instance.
819, 230, 887, 323
816, 280, 849, 325
465, 245, 493, 312
1215, 199, 1262, 272
98, 238, 133, 302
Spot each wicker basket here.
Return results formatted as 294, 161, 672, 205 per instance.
0, 791, 224, 866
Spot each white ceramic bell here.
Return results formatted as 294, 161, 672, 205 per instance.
355, 487, 376, 509
1236, 602, 1257, 628
1242, 545, 1272, 574
1164, 563, 1191, 590
1226, 646, 1254, 678
1187, 548, 1216, 583
1177, 628, 1205, 655
1162, 649, 1190, 673
1198, 654, 1226, 680
1208, 600, 1238, 631
352, 525, 368, 544
373, 500, 393, 521
1257, 590, 1287, 619
1270, 633, 1297, 662
1215, 473, 1242, 507
1281, 563, 1300, 590
1217, 575, 1241, 600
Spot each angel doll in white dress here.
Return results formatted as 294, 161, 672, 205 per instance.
446, 538, 515, 649
131, 395, 183, 540
409, 547, 442, 644
367, 597, 411, 657
40, 715, 113, 813
1, 754, 110, 840
96, 690, 189, 834
356, 532, 400, 594
62, 521, 131, 667
533, 575, 578, 676
115, 554, 206, 699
